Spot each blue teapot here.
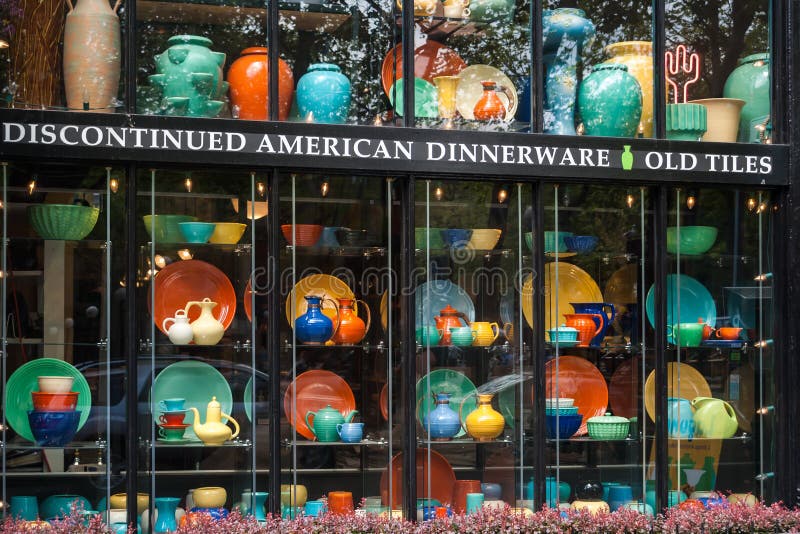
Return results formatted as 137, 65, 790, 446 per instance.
294, 295, 339, 344
570, 302, 616, 346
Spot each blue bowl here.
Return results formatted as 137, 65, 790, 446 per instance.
178, 222, 216, 243
28, 410, 81, 446
564, 235, 599, 254
190, 507, 229, 520
545, 414, 582, 439
441, 229, 472, 249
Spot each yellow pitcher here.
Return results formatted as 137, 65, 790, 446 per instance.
471, 322, 500, 347
462, 393, 504, 441
189, 396, 240, 446
184, 298, 225, 345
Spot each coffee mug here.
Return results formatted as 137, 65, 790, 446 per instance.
10, 496, 39, 521
304, 500, 326, 516
159, 398, 185, 411
666, 322, 704, 347
159, 412, 186, 425
443, 4, 470, 17
158, 425, 186, 440
465, 493, 484, 514
336, 422, 364, 443
715, 327, 743, 340
328, 491, 354, 515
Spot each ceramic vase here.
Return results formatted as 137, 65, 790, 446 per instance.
604, 41, 654, 137
688, 98, 745, 142
723, 53, 770, 142
621, 145, 634, 170
423, 393, 462, 440
152, 497, 179, 533
294, 295, 336, 344
473, 81, 514, 121
464, 393, 504, 441
542, 8, 595, 135
227, 47, 294, 120
578, 64, 642, 137
331, 298, 371, 345
296, 63, 351, 124
241, 491, 268, 521
666, 103, 707, 141
148, 35, 227, 118
63, 0, 121, 112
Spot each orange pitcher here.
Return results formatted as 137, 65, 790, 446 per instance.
331, 298, 371, 345
434, 304, 470, 346
564, 313, 603, 347
473, 80, 516, 121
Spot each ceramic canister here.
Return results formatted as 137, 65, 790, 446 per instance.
296, 63, 351, 124
578, 64, 642, 137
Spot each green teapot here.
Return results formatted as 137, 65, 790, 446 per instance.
304, 405, 358, 442
691, 397, 738, 438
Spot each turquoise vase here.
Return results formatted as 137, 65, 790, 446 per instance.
423, 393, 462, 440
296, 63, 351, 124
294, 295, 335, 344
148, 35, 228, 118
153, 497, 179, 533
542, 8, 595, 135
241, 492, 268, 522
578, 64, 642, 137
723, 52, 770, 142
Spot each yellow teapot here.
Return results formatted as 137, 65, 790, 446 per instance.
189, 396, 240, 445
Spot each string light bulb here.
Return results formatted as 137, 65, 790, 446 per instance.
320, 181, 329, 197
434, 184, 444, 201
257, 182, 266, 197
109, 178, 119, 193
686, 191, 696, 210
497, 187, 508, 204
626, 190, 635, 209
747, 197, 757, 212
154, 255, 167, 269
27, 176, 37, 196
177, 249, 193, 260
184, 177, 193, 193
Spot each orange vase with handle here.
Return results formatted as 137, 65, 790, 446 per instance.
473, 80, 515, 121
434, 304, 470, 346
564, 313, 603, 347
331, 298, 372, 345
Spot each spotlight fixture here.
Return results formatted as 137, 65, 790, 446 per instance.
320, 181, 329, 197
686, 191, 696, 210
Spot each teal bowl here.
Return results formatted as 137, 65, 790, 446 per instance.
524, 231, 574, 253
143, 215, 199, 243
40, 494, 92, 520
666, 226, 718, 255
179, 222, 216, 243
28, 204, 99, 240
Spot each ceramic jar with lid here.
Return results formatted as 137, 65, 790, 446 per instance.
587, 412, 630, 440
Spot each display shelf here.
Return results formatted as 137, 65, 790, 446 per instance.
4, 339, 108, 347
544, 436, 641, 444
283, 342, 386, 351
146, 243, 252, 254
415, 117, 530, 133
282, 245, 386, 257
4, 470, 111, 478
146, 440, 253, 448
3, 442, 108, 451
283, 439, 389, 447
3, 270, 43, 277
418, 437, 515, 445
6, 237, 108, 248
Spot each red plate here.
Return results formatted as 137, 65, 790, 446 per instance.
380, 383, 389, 421
150, 259, 236, 335
284, 370, 356, 441
381, 42, 467, 97
380, 448, 456, 508
544, 355, 609, 435
244, 279, 253, 322
608, 356, 640, 419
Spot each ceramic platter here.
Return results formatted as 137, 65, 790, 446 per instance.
380, 383, 390, 421
244, 279, 253, 322
381, 42, 466, 97
380, 449, 456, 508
416, 369, 477, 438
284, 370, 356, 441
151, 360, 232, 440
150, 259, 236, 335
5, 358, 92, 442
645, 273, 716, 342
244, 377, 253, 422
607, 356, 640, 419
644, 362, 711, 422
456, 65, 518, 120
380, 292, 389, 332
415, 280, 475, 327
285, 274, 355, 327
389, 78, 439, 118
544, 356, 608, 435
522, 262, 603, 332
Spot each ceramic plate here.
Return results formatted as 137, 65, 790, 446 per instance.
499, 291, 515, 326
544, 356, 608, 435
644, 362, 711, 422
284, 370, 356, 441
522, 262, 604, 332
645, 274, 716, 342
285, 274, 355, 327
380, 292, 389, 332
416, 369, 477, 438
415, 280, 475, 327
456, 65, 518, 120
244, 279, 253, 323
389, 78, 439, 118
381, 42, 466, 97
244, 377, 253, 422
150, 259, 236, 335
5, 358, 92, 442
604, 264, 638, 315
380, 383, 389, 421
151, 360, 233, 440
380, 449, 456, 508
608, 356, 640, 419
498, 384, 516, 428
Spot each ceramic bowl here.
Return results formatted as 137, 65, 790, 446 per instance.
31, 391, 79, 411
230, 199, 268, 220
40, 494, 92, 521
666, 226, 718, 255
192, 487, 227, 509
189, 507, 229, 520
481, 483, 502, 500
209, 222, 247, 244
449, 326, 474, 346
467, 228, 502, 250
545, 398, 574, 408
178, 222, 216, 243
143, 215, 199, 243
281, 224, 322, 247
544, 231, 574, 253
28, 204, 99, 240
545, 406, 580, 416
415, 228, 446, 249
336, 228, 379, 247
37, 376, 75, 394
280, 485, 308, 507
440, 228, 472, 248
108, 493, 149, 516
564, 235, 598, 254
28, 410, 81, 446
545, 413, 582, 439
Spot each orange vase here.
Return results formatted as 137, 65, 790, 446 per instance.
473, 80, 514, 121
564, 313, 603, 347
331, 298, 372, 345
227, 47, 294, 120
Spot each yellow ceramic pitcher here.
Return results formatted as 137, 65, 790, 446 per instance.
471, 322, 500, 347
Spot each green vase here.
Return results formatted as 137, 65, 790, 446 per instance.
666, 103, 707, 141
723, 52, 770, 142
621, 145, 633, 170
577, 64, 642, 137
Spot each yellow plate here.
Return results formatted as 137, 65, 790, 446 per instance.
603, 264, 638, 315
644, 362, 711, 422
456, 65, 518, 120
285, 274, 355, 326
522, 262, 603, 332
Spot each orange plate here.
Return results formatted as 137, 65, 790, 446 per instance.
380, 448, 456, 508
380, 383, 389, 421
607, 356, 640, 419
244, 279, 253, 322
544, 356, 608, 435
284, 370, 356, 441
150, 259, 236, 335
381, 42, 466, 97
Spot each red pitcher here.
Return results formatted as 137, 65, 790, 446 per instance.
564, 313, 603, 347
331, 298, 371, 345
473, 80, 516, 121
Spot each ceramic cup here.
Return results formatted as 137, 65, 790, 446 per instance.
715, 327, 743, 340
449, 326, 475, 347
9, 496, 38, 521
159, 412, 187, 425
328, 491, 354, 515
158, 425, 186, 440
666, 322, 704, 347
465, 493, 484, 515
159, 398, 185, 412
336, 422, 364, 443
304, 500, 326, 516
37, 376, 75, 394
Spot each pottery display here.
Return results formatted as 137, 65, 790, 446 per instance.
604, 41, 654, 137
449, 326, 475, 347
471, 321, 500, 347
331, 298, 371, 345
416, 325, 442, 346
240, 491, 268, 521
586, 412, 630, 440
208, 223, 246, 244
547, 324, 579, 344
464, 393, 504, 441
466, 228, 502, 250
28, 410, 81, 446
715, 327, 743, 340
37, 376, 74, 393
666, 225, 718, 255
328, 491, 354, 515
188, 396, 240, 445
153, 497, 179, 533
570, 303, 615, 347
423, 393, 462, 440
578, 64, 642, 137
296, 63, 351, 124
434, 304, 470, 346
162, 309, 194, 345
109, 493, 149, 516
63, 0, 120, 111
667, 322, 704, 347
148, 35, 227, 117
564, 313, 603, 347
336, 422, 364, 443
473, 81, 515, 121
294, 295, 338, 344
305, 404, 358, 442
227, 47, 294, 120
691, 397, 738, 438
280, 485, 308, 508
723, 53, 770, 142
184, 298, 225, 345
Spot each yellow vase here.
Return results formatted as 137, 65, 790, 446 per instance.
434, 76, 460, 119
604, 41, 653, 137
464, 393, 505, 441
471, 322, 500, 347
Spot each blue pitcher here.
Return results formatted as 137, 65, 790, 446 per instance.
570, 303, 615, 346
294, 295, 338, 344
667, 397, 695, 439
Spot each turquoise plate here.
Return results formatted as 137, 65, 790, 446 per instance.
389, 78, 439, 118
645, 274, 716, 343
415, 280, 475, 327
416, 369, 477, 438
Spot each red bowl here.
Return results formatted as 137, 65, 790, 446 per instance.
31, 391, 79, 411
281, 224, 323, 247
158, 422, 190, 429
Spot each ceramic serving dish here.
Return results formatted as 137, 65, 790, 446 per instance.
28, 204, 99, 240
586, 412, 630, 440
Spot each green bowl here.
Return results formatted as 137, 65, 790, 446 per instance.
524, 231, 574, 253
415, 227, 446, 249
143, 215, 199, 243
28, 204, 99, 240
666, 226, 718, 255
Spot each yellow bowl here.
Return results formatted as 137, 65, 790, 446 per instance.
467, 228, 502, 251
192, 487, 227, 508
209, 223, 247, 244
109, 493, 150, 516
280, 484, 308, 507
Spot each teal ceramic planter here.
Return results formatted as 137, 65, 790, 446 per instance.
666, 103, 707, 141
296, 63, 351, 124
723, 53, 770, 142
578, 64, 642, 137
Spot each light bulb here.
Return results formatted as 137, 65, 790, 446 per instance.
109, 178, 119, 193
257, 182, 266, 197
626, 191, 635, 209
154, 255, 166, 269
434, 185, 444, 201
178, 249, 193, 261
686, 195, 696, 210
497, 188, 507, 204
184, 177, 193, 193
756, 202, 767, 214
27, 179, 36, 195
747, 197, 757, 212
321, 181, 329, 197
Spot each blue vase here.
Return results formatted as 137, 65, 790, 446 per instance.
570, 303, 616, 347
296, 63, 351, 124
577, 64, 642, 137
241, 492, 268, 521
294, 295, 335, 344
423, 393, 462, 440
607, 485, 633, 511
153, 497, 179, 533
542, 8, 595, 135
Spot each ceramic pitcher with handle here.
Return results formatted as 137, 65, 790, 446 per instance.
570, 303, 616, 346
691, 397, 738, 438
184, 298, 225, 345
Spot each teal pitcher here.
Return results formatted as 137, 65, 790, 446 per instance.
305, 405, 358, 442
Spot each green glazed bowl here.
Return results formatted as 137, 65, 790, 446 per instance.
524, 231, 574, 252
143, 214, 199, 243
666, 226, 718, 255
28, 204, 99, 240
415, 228, 446, 249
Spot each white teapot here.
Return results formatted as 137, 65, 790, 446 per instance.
162, 309, 193, 345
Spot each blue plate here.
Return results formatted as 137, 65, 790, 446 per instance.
415, 280, 475, 327
645, 274, 716, 343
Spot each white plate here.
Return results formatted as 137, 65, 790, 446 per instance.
456, 65, 518, 120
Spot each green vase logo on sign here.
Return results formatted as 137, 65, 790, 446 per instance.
621, 145, 634, 170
